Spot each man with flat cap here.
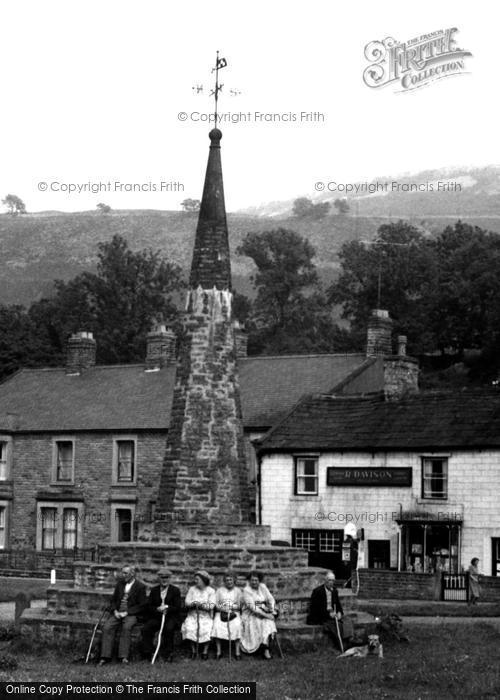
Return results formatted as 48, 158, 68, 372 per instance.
141, 568, 181, 662
307, 571, 355, 650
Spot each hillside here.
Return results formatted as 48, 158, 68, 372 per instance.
2, 164, 500, 307
0, 209, 389, 305
240, 165, 500, 219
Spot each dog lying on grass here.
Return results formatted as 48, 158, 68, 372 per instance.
337, 634, 383, 659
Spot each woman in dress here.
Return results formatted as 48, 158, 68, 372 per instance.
240, 571, 278, 659
212, 572, 243, 659
468, 557, 481, 604
181, 570, 215, 659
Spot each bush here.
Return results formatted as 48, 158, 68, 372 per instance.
0, 623, 17, 641
0, 652, 18, 670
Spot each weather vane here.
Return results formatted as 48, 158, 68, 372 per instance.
210, 51, 228, 123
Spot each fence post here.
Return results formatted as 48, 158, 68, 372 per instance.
15, 592, 32, 629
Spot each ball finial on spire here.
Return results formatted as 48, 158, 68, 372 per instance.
209, 128, 222, 142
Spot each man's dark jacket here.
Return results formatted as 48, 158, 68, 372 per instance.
146, 584, 182, 623
307, 584, 344, 625
108, 579, 147, 617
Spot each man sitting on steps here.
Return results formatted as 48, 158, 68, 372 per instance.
307, 571, 355, 650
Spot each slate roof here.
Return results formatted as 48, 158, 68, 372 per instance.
0, 353, 367, 432
256, 389, 500, 452
238, 354, 367, 427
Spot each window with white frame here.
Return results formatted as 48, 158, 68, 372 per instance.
294, 456, 318, 495
422, 457, 448, 499
36, 502, 83, 550
319, 530, 342, 553
0, 504, 8, 548
53, 440, 74, 483
293, 530, 316, 551
113, 439, 136, 484
0, 439, 12, 480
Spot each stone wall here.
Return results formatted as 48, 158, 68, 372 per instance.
475, 575, 500, 602
358, 569, 439, 600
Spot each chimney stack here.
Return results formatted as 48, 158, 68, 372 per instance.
232, 320, 248, 359
66, 332, 96, 374
397, 335, 407, 356
366, 309, 393, 356
146, 324, 176, 370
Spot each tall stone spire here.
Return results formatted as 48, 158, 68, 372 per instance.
157, 129, 249, 522
189, 128, 231, 291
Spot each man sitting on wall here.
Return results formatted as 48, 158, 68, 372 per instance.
307, 571, 354, 649
141, 567, 181, 662
99, 564, 147, 665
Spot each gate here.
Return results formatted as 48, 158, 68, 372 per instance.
441, 572, 469, 601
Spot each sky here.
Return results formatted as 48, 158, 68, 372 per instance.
0, 0, 498, 212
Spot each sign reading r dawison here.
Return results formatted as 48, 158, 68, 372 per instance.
327, 467, 412, 487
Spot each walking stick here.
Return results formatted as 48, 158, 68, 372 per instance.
333, 605, 344, 653
196, 605, 200, 659
227, 609, 231, 663
152, 612, 166, 665
152, 588, 168, 665
85, 606, 109, 664
272, 631, 284, 659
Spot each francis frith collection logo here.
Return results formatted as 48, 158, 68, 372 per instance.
363, 28, 472, 92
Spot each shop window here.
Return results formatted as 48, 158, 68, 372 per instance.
422, 457, 448, 499
294, 457, 318, 495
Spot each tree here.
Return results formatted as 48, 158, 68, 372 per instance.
180, 198, 201, 213
430, 222, 500, 353
292, 197, 330, 220
2, 194, 26, 215
97, 203, 112, 214
237, 228, 355, 354
333, 198, 350, 214
29, 235, 185, 364
328, 221, 438, 353
329, 219, 500, 361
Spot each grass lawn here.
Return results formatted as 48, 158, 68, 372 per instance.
2, 623, 500, 698
0, 577, 64, 603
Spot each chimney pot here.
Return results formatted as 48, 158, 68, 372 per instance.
397, 335, 407, 356
232, 321, 248, 359
366, 309, 393, 356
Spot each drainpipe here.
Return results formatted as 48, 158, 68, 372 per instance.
257, 452, 263, 526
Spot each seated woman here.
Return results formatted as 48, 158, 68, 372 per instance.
212, 572, 243, 660
240, 571, 277, 659
181, 570, 215, 659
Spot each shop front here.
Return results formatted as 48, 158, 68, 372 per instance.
396, 513, 463, 574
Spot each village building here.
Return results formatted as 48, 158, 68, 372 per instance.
0, 325, 390, 553
256, 387, 500, 579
